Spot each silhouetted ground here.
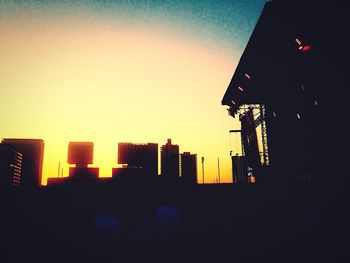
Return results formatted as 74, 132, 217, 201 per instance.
1, 177, 348, 263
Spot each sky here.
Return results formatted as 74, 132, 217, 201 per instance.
0, 0, 265, 185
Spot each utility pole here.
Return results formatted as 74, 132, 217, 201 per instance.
218, 158, 221, 183
201, 157, 205, 184
58, 162, 60, 178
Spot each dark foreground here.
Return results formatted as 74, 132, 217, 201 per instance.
1, 178, 348, 263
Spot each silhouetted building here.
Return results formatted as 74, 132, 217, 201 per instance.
180, 152, 197, 184
67, 142, 99, 178
68, 167, 99, 178
231, 156, 247, 183
160, 139, 179, 181
68, 142, 93, 168
112, 167, 144, 178
1, 138, 44, 187
221, 0, 343, 184
111, 167, 148, 185
0, 144, 22, 188
46, 177, 66, 187
118, 142, 158, 177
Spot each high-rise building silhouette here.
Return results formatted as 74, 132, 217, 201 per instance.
68, 142, 99, 178
118, 142, 158, 177
0, 144, 22, 188
160, 139, 179, 181
180, 152, 197, 184
1, 139, 44, 187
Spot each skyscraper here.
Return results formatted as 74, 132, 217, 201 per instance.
160, 139, 179, 181
0, 144, 22, 188
1, 139, 44, 187
118, 142, 158, 177
180, 152, 197, 184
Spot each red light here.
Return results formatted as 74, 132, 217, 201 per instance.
238, 86, 244, 92
302, 45, 312, 52
298, 45, 303, 50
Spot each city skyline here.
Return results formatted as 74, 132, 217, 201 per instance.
0, 0, 265, 185
2, 137, 211, 186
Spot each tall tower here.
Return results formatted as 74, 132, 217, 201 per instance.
1, 138, 44, 187
160, 139, 179, 181
180, 152, 197, 184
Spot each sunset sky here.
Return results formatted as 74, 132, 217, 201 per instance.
0, 0, 265, 185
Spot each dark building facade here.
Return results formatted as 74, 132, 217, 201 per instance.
112, 167, 144, 178
67, 142, 99, 178
118, 142, 158, 177
221, 0, 344, 185
1, 139, 44, 187
46, 177, 66, 187
160, 139, 179, 180
68, 142, 94, 168
68, 167, 99, 178
0, 144, 22, 188
180, 152, 197, 184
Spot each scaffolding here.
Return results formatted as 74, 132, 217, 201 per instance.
230, 104, 270, 167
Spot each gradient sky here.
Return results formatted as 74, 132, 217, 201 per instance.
0, 0, 265, 185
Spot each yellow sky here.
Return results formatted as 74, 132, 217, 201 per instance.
0, 13, 244, 185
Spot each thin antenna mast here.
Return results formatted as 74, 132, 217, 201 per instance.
217, 158, 221, 183
201, 157, 205, 184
